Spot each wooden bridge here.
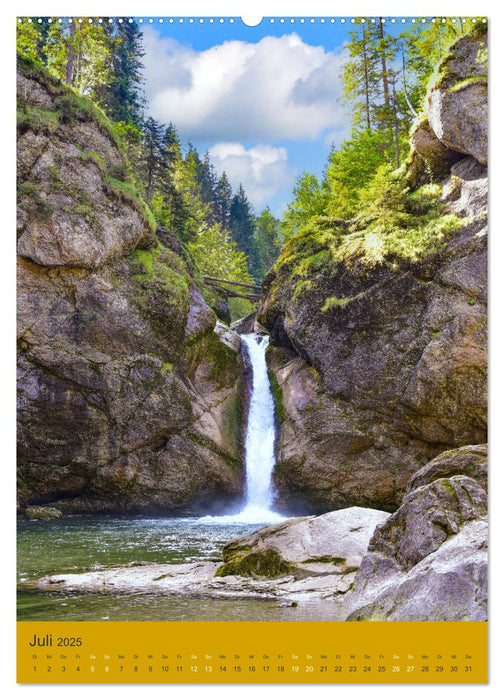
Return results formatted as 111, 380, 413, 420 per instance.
203, 276, 262, 302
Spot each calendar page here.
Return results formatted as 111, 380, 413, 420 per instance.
16, 13, 488, 685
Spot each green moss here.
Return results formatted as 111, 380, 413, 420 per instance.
321, 296, 351, 311
302, 556, 347, 565
17, 181, 52, 218
468, 299, 476, 306
84, 150, 106, 171
269, 167, 465, 310
221, 392, 244, 458
432, 330, 441, 337
215, 548, 292, 578
104, 176, 156, 233
448, 75, 487, 93
129, 243, 190, 319
17, 105, 60, 134
437, 478, 456, 496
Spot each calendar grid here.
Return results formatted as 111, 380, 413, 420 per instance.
17, 621, 488, 684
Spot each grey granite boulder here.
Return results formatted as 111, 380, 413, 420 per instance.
347, 518, 487, 621
345, 445, 488, 621
216, 506, 389, 579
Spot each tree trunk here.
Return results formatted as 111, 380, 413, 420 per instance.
377, 19, 391, 110
65, 20, 76, 85
362, 25, 371, 130
391, 76, 400, 168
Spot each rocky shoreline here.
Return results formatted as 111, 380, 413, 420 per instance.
26, 445, 487, 621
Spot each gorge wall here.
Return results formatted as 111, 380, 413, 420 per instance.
258, 31, 488, 514
17, 56, 245, 515
17, 29, 488, 522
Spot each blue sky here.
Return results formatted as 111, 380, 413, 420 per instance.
138, 17, 412, 215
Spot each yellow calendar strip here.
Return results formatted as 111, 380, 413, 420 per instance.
17, 621, 487, 684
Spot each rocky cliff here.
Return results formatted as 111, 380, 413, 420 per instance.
258, 30, 487, 514
17, 56, 245, 515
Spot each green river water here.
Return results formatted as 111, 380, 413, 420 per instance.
17, 516, 342, 622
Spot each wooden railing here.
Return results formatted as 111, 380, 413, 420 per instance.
202, 276, 262, 301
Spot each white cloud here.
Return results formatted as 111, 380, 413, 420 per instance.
142, 28, 347, 141
207, 142, 296, 210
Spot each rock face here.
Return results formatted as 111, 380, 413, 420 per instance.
258, 31, 487, 515
346, 445, 487, 621
408, 29, 487, 185
428, 33, 487, 166
17, 56, 245, 515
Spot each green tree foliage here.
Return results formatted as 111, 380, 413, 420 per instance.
44, 19, 113, 100
281, 173, 330, 242
325, 129, 392, 218
16, 19, 42, 61
195, 152, 219, 223
139, 117, 165, 204
254, 208, 281, 279
399, 20, 465, 101
95, 20, 145, 126
213, 172, 233, 230
274, 18, 482, 283
19, 18, 144, 126
188, 225, 255, 284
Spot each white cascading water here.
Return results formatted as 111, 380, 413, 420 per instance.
199, 332, 284, 525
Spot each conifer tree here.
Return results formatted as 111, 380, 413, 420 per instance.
96, 20, 145, 126
196, 152, 219, 223
140, 117, 165, 203
213, 172, 233, 230
230, 184, 258, 274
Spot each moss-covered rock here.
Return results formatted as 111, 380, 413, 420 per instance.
405, 30, 487, 185
16, 55, 155, 269
215, 548, 292, 578
24, 505, 62, 520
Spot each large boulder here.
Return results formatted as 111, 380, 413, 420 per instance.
345, 445, 487, 621
428, 33, 488, 165
407, 29, 488, 187
261, 180, 486, 513
216, 506, 389, 585
17, 56, 245, 515
347, 518, 487, 621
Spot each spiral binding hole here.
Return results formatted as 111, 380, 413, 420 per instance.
16, 17, 487, 26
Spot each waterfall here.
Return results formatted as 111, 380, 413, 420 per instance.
198, 332, 284, 525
